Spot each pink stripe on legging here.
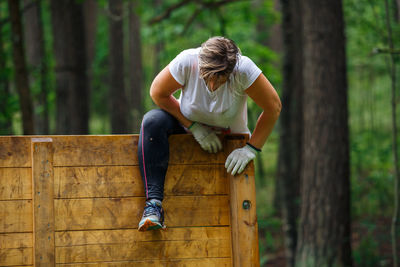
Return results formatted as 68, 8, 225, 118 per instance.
141, 123, 149, 199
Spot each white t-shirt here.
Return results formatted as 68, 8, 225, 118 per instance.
169, 48, 262, 134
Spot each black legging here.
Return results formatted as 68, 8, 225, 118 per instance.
138, 109, 186, 201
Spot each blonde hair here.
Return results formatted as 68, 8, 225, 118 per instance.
198, 36, 241, 82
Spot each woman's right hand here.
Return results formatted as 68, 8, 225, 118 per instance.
189, 122, 222, 153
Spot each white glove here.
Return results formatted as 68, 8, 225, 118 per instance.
189, 122, 222, 153
225, 144, 258, 175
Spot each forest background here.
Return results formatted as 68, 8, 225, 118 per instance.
1, 0, 400, 266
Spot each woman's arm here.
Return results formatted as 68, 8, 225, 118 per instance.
245, 73, 282, 149
150, 65, 193, 128
150, 65, 222, 153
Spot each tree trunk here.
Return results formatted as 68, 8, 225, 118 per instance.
23, 0, 49, 134
384, 1, 400, 266
83, 0, 97, 120
394, 0, 400, 22
129, 0, 143, 133
8, 0, 34, 135
295, 0, 352, 266
277, 0, 303, 266
50, 0, 88, 134
153, 0, 164, 78
109, 0, 129, 133
267, 0, 283, 53
0, 12, 12, 135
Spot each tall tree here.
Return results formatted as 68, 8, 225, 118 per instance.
83, 0, 98, 120
277, 0, 303, 266
295, 0, 352, 266
0, 7, 12, 135
50, 0, 88, 134
394, 0, 400, 22
129, 0, 143, 133
23, 0, 49, 134
384, 1, 400, 265
8, 0, 34, 134
109, 0, 129, 133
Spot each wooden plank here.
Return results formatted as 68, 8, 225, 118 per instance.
56, 258, 231, 267
0, 134, 235, 167
0, 233, 33, 266
54, 196, 229, 230
0, 200, 33, 233
55, 228, 231, 265
0, 248, 33, 266
52, 136, 138, 167
56, 239, 231, 263
165, 164, 228, 195
0, 135, 229, 167
226, 138, 259, 267
53, 166, 143, 198
53, 165, 228, 198
0, 137, 31, 167
0, 167, 32, 200
168, 135, 226, 164
55, 227, 230, 246
32, 138, 55, 266
0, 232, 32, 248
51, 135, 226, 166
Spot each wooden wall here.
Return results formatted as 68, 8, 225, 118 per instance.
0, 135, 259, 267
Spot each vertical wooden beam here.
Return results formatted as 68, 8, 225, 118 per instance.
31, 138, 55, 266
226, 136, 260, 267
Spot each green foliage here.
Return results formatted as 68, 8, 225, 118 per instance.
345, 0, 400, 264
353, 230, 381, 267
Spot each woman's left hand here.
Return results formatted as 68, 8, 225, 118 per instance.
225, 144, 258, 175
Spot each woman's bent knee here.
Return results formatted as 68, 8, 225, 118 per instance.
141, 109, 175, 132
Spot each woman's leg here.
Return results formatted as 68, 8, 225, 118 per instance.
138, 109, 186, 202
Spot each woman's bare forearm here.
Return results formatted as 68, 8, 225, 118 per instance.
149, 66, 193, 128
248, 109, 280, 149
151, 94, 192, 128
245, 74, 282, 149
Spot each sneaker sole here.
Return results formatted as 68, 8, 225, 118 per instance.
138, 219, 165, 232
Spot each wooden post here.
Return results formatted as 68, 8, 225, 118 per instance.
31, 138, 55, 266
226, 136, 260, 267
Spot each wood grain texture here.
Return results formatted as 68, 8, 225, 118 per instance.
55, 227, 230, 246
0, 167, 32, 200
168, 135, 226, 164
53, 164, 228, 198
0, 232, 32, 248
55, 227, 231, 264
53, 166, 143, 198
32, 139, 55, 266
0, 134, 259, 266
50, 135, 225, 166
0, 247, 32, 266
165, 164, 228, 196
56, 239, 231, 263
56, 227, 231, 266
54, 196, 229, 231
0, 135, 229, 167
0, 137, 31, 167
227, 139, 260, 267
52, 136, 138, 166
56, 258, 231, 266
0, 200, 33, 232
0, 233, 33, 266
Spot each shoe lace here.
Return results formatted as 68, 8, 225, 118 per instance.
143, 202, 162, 217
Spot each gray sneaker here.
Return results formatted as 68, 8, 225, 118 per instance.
138, 199, 165, 231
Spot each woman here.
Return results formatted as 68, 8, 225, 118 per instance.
138, 36, 281, 231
